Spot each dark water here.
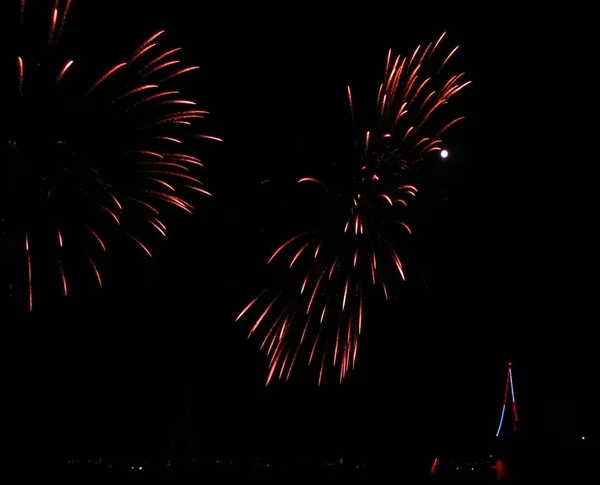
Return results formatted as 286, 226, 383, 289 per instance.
22, 434, 595, 482
60, 462, 370, 481
22, 459, 596, 482
57, 464, 495, 481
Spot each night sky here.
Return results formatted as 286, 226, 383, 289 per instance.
3, 0, 593, 466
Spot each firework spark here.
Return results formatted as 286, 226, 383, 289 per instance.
2, 0, 222, 312
237, 33, 469, 386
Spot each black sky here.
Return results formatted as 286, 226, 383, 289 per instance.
3, 0, 594, 465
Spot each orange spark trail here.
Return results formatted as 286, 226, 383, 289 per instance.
4, 4, 219, 311
25, 234, 32, 312
238, 33, 469, 385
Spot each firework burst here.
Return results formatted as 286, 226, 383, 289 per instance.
237, 33, 470, 386
2, 0, 221, 312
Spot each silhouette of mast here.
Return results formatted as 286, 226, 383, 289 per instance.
169, 387, 195, 465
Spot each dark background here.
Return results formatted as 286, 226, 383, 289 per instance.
2, 0, 593, 466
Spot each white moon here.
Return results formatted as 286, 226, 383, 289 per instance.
440, 149, 449, 158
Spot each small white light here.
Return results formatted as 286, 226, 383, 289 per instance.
440, 149, 449, 158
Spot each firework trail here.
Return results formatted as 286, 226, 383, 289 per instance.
236, 33, 469, 386
1, 1, 221, 312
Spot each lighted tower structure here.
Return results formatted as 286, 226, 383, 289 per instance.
495, 361, 518, 437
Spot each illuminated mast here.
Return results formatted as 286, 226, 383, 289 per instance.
495, 361, 518, 437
